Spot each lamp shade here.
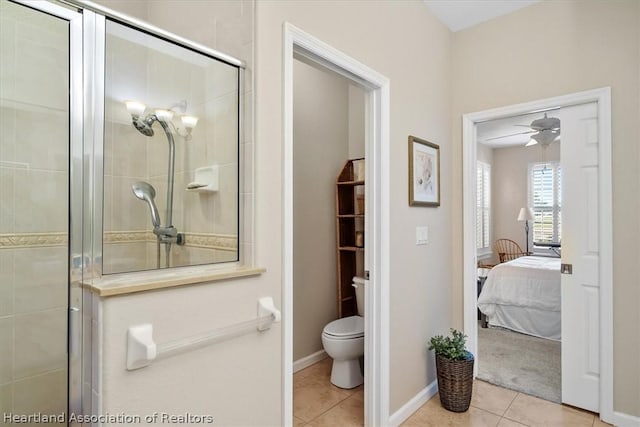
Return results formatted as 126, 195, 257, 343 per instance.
517, 207, 535, 222
531, 129, 560, 145
181, 115, 199, 129
154, 109, 174, 122
125, 100, 146, 116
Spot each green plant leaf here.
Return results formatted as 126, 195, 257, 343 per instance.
427, 328, 470, 361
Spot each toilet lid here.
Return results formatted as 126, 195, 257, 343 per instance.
323, 316, 364, 338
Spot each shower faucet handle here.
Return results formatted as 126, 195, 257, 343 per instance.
153, 226, 185, 246
176, 233, 185, 245
153, 225, 178, 238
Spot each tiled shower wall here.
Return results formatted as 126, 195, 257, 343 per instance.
0, 0, 68, 415
103, 20, 242, 274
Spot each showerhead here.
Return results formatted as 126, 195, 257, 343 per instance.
133, 117, 155, 137
132, 181, 161, 228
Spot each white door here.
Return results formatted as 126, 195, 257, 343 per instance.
560, 102, 600, 412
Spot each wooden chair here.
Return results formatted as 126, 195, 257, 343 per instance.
494, 238, 527, 263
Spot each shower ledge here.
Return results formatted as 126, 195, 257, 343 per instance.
82, 266, 266, 297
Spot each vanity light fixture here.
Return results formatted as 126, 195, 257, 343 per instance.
181, 115, 198, 129
125, 100, 146, 117
154, 108, 174, 122
124, 100, 198, 140
179, 115, 199, 140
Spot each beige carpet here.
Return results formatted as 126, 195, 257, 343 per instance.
477, 325, 561, 403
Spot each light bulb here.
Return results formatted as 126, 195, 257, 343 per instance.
154, 109, 174, 122
181, 115, 199, 130
125, 100, 146, 116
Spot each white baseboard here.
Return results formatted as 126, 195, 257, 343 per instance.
608, 411, 640, 427
387, 380, 438, 426
293, 350, 327, 373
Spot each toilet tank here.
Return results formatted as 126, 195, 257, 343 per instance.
353, 276, 366, 316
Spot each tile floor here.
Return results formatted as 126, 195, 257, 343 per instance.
293, 357, 363, 426
294, 358, 611, 427
402, 380, 610, 427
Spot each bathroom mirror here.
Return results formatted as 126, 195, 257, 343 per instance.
102, 19, 240, 274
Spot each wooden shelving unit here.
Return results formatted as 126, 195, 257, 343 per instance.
335, 159, 365, 318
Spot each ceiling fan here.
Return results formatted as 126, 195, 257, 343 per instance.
485, 113, 561, 146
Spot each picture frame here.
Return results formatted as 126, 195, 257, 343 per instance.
408, 135, 440, 207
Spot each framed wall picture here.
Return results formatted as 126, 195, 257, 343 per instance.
408, 135, 440, 207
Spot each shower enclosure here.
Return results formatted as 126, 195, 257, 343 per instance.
1, 0, 243, 419
0, 0, 79, 418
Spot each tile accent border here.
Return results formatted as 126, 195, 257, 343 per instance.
1, 231, 238, 251
104, 231, 238, 251
104, 231, 150, 243
182, 232, 237, 251
0, 232, 67, 248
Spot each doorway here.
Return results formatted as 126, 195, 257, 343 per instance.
283, 24, 391, 426
290, 57, 366, 424
461, 88, 613, 422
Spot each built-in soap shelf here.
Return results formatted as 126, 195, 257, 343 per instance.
187, 165, 218, 192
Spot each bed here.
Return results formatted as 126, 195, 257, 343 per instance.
478, 256, 561, 341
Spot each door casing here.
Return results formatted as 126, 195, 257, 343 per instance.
283, 23, 391, 426
461, 88, 613, 423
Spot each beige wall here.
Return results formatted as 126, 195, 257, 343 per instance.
92, 0, 453, 419
292, 59, 349, 361
348, 84, 366, 159
492, 143, 560, 257
451, 0, 640, 416
28, 0, 636, 422
256, 1, 452, 414
95, 279, 281, 426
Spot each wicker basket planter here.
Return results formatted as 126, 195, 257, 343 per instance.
435, 353, 474, 412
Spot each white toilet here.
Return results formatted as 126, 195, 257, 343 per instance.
322, 277, 365, 389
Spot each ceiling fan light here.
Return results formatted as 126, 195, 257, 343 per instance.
530, 129, 558, 146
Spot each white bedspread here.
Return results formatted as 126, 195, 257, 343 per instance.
478, 256, 561, 340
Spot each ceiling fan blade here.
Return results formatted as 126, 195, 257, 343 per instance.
515, 125, 561, 132
484, 130, 535, 141
525, 139, 538, 147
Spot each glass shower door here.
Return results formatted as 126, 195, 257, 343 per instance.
0, 0, 82, 419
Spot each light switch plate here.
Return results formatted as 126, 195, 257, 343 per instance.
416, 226, 429, 245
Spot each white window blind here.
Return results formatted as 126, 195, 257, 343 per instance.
529, 162, 561, 245
476, 162, 491, 251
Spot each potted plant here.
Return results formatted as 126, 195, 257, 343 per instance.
428, 329, 474, 412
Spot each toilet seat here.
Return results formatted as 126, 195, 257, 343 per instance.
322, 316, 364, 339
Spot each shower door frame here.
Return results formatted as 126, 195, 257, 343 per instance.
8, 0, 85, 420
71, 0, 247, 277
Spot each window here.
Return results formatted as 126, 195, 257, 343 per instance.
529, 162, 562, 245
476, 161, 491, 253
